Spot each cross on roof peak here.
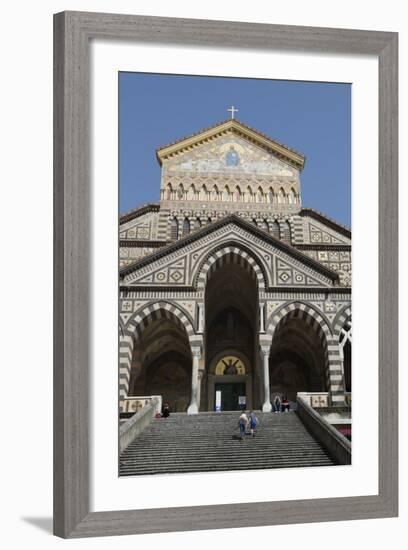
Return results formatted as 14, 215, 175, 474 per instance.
227, 105, 239, 119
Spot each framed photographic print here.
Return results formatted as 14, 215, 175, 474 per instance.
54, 11, 398, 538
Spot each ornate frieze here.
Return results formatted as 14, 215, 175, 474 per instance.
302, 249, 351, 287
302, 217, 351, 246
119, 210, 159, 240
162, 134, 300, 178
121, 221, 336, 289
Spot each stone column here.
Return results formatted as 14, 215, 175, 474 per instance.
259, 303, 265, 333
260, 346, 272, 412
197, 303, 204, 333
197, 369, 205, 410
119, 333, 134, 401
177, 218, 183, 239
328, 344, 347, 407
187, 346, 201, 414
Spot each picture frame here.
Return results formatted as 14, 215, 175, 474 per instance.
53, 11, 398, 538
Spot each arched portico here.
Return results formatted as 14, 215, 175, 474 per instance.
194, 242, 268, 292
268, 308, 329, 401
119, 302, 202, 414
199, 246, 263, 411
261, 301, 346, 408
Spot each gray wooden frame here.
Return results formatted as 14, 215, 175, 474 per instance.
53, 11, 398, 538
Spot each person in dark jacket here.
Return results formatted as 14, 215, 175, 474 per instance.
248, 410, 258, 437
161, 401, 171, 418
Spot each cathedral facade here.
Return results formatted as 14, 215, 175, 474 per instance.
119, 118, 352, 415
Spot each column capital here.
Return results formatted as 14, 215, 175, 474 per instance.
191, 346, 202, 357
260, 345, 270, 357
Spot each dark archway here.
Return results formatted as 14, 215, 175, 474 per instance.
343, 340, 351, 392
269, 312, 328, 401
204, 253, 259, 410
339, 317, 352, 393
130, 317, 192, 412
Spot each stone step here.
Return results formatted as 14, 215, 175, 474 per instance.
121, 454, 332, 467
120, 459, 335, 475
125, 440, 323, 449
123, 445, 330, 455
119, 411, 336, 475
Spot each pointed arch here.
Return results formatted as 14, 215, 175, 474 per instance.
246, 186, 253, 203
119, 302, 197, 401
265, 301, 345, 400
195, 243, 268, 292
187, 184, 196, 200
165, 183, 172, 200
212, 185, 219, 201
234, 185, 242, 202
270, 220, 280, 239
200, 184, 208, 201
267, 301, 333, 340
268, 187, 275, 204
127, 301, 196, 342
267, 303, 332, 400
278, 187, 286, 204
257, 186, 264, 203
170, 217, 179, 240
182, 218, 191, 237
281, 220, 292, 244
223, 185, 231, 202
177, 183, 185, 199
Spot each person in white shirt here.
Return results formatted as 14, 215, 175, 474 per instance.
238, 411, 249, 440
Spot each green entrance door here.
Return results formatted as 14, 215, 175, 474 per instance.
215, 383, 246, 411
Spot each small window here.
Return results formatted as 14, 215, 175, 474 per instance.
270, 221, 280, 239
170, 218, 179, 240
182, 218, 191, 237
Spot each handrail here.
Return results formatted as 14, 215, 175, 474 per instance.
296, 395, 351, 465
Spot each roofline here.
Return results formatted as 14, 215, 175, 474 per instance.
119, 213, 340, 283
300, 208, 351, 238
155, 119, 305, 171
120, 203, 160, 225
120, 240, 169, 248
120, 285, 351, 294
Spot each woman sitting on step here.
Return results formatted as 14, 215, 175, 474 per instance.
281, 396, 290, 412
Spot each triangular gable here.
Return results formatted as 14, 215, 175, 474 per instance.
119, 209, 159, 240
162, 133, 299, 178
120, 215, 339, 288
156, 119, 305, 171
301, 208, 351, 242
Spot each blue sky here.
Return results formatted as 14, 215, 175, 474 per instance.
119, 72, 351, 227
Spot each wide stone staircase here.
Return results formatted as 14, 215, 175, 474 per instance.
119, 411, 338, 476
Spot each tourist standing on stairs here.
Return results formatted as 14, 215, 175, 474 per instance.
238, 411, 249, 440
273, 394, 281, 413
248, 410, 258, 437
